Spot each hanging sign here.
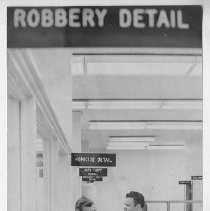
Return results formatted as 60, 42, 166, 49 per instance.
7, 6, 202, 48
36, 153, 43, 167
71, 153, 116, 167
79, 168, 107, 177
82, 176, 103, 182
179, 181, 191, 185
191, 176, 202, 180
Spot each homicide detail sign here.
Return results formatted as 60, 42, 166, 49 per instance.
7, 6, 202, 48
71, 153, 116, 167
79, 168, 107, 177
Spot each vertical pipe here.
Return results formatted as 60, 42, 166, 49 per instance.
184, 185, 186, 211
167, 202, 170, 211
192, 181, 194, 211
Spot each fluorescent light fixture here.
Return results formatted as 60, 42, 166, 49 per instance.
106, 136, 185, 150
87, 63, 198, 76
71, 55, 202, 76
148, 145, 186, 150
72, 101, 86, 110
109, 136, 155, 142
89, 122, 145, 130
107, 142, 150, 147
106, 144, 186, 150
107, 136, 155, 150
84, 55, 202, 63
89, 121, 202, 130
72, 100, 202, 110
161, 100, 202, 110
146, 122, 202, 130
107, 145, 149, 150
88, 100, 160, 109
87, 55, 202, 76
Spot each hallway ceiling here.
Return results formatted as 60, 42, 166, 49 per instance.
27, 49, 203, 152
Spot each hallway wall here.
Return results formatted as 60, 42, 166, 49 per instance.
94, 135, 202, 211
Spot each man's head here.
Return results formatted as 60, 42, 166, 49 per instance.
75, 197, 97, 211
124, 191, 146, 211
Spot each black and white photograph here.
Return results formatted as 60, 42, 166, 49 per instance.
1, 1, 210, 211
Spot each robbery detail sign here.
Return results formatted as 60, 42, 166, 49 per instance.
7, 6, 202, 48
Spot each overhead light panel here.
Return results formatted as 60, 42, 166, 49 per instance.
89, 121, 202, 130
107, 136, 155, 150
89, 121, 145, 130
146, 121, 202, 130
109, 136, 155, 142
148, 145, 186, 150
106, 137, 185, 151
84, 55, 202, 63
107, 144, 149, 150
72, 100, 202, 111
106, 144, 186, 150
71, 55, 202, 76
87, 63, 198, 76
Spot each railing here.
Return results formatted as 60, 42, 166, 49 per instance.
146, 200, 202, 211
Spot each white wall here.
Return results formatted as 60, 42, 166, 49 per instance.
94, 135, 202, 211
7, 49, 74, 211
29, 49, 75, 210
185, 133, 203, 211
7, 97, 37, 211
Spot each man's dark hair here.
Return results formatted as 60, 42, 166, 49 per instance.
126, 191, 146, 208
75, 196, 94, 211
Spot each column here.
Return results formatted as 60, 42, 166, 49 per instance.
7, 97, 21, 211
72, 112, 82, 206
56, 153, 72, 211
20, 98, 37, 211
43, 139, 51, 211
50, 139, 59, 211
35, 138, 44, 211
